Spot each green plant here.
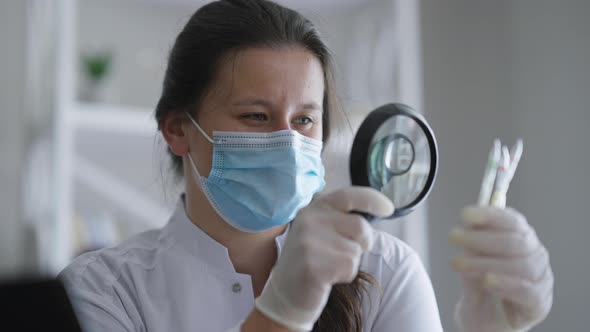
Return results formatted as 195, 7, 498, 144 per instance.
81, 51, 112, 82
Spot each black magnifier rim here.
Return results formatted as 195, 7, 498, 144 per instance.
350, 103, 438, 219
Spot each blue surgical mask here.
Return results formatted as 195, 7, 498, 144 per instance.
185, 113, 325, 232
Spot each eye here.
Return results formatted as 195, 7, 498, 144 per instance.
293, 116, 314, 125
241, 113, 269, 121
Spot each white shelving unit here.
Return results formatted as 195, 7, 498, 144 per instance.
50, 0, 175, 274
72, 103, 157, 135
51, 0, 76, 275
53, 104, 170, 272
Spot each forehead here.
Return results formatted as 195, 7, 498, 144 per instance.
206, 47, 325, 103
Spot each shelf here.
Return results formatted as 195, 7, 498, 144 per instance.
74, 155, 170, 230
68, 102, 170, 231
70, 102, 158, 136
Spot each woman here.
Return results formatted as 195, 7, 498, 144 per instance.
59, 0, 554, 331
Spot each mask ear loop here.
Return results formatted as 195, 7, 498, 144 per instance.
184, 125, 211, 210
183, 112, 213, 179
185, 112, 215, 144
186, 153, 203, 178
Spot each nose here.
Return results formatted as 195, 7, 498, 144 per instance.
274, 116, 292, 131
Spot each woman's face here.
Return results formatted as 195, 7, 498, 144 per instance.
185, 47, 325, 176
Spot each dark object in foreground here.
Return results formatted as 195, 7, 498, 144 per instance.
0, 277, 82, 332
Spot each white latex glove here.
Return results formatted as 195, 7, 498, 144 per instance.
450, 206, 554, 332
255, 187, 394, 332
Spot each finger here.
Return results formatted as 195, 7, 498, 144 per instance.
321, 187, 395, 217
332, 212, 374, 251
311, 243, 362, 284
462, 206, 530, 234
449, 227, 539, 257
456, 271, 486, 300
333, 251, 362, 284
320, 225, 365, 257
296, 208, 373, 252
451, 245, 549, 281
483, 272, 554, 316
332, 243, 364, 283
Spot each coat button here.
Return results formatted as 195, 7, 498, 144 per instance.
232, 282, 242, 293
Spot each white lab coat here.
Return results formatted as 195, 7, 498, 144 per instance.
59, 196, 443, 331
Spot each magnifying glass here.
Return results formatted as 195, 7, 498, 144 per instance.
350, 103, 438, 221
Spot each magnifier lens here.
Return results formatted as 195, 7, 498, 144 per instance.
369, 115, 432, 209
385, 136, 414, 174
350, 103, 437, 219
369, 134, 415, 189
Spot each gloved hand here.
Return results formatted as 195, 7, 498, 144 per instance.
255, 187, 394, 332
450, 206, 554, 332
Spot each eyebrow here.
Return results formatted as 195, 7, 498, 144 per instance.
232, 98, 322, 111
302, 102, 322, 111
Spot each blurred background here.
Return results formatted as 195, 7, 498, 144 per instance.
0, 0, 588, 331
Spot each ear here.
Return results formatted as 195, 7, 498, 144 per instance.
161, 112, 190, 156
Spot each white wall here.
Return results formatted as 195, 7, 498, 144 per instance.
509, 1, 590, 330
0, 0, 32, 276
421, 0, 590, 330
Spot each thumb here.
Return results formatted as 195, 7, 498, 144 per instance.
319, 186, 395, 217
459, 272, 488, 301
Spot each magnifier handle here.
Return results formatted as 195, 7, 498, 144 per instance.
351, 210, 376, 223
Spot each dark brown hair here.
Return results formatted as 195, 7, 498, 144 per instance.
155, 1, 373, 330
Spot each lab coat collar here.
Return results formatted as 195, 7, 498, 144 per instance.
164, 195, 289, 274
